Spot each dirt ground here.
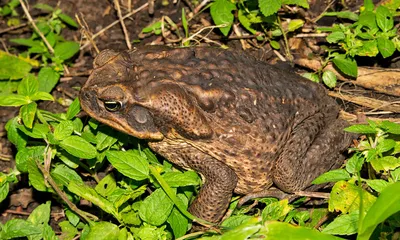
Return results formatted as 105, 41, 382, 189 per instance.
0, 0, 398, 233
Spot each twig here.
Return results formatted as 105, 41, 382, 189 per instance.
80, 3, 148, 50
0, 39, 9, 53
312, 0, 337, 23
114, 0, 132, 50
76, 13, 100, 54
19, 0, 54, 54
294, 191, 330, 199
0, 22, 29, 35
294, 33, 329, 38
148, 0, 155, 14
194, 0, 210, 14
36, 161, 99, 222
0, 153, 12, 161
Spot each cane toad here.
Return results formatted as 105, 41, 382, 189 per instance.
79, 46, 352, 223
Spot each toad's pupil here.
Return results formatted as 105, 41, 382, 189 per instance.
104, 101, 121, 111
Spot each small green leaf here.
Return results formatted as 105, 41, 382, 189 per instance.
270, 40, 280, 50
381, 120, 400, 134
376, 5, 393, 32
28, 201, 51, 225
322, 211, 359, 235
96, 126, 118, 151
259, 0, 282, 17
344, 124, 376, 134
37, 67, 60, 93
15, 146, 45, 173
326, 31, 345, 43
370, 156, 400, 171
58, 13, 79, 28
20, 102, 37, 129
365, 179, 391, 193
18, 74, 38, 96
54, 120, 74, 140
262, 199, 293, 221
139, 188, 174, 226
106, 150, 149, 180
312, 169, 351, 184
336, 11, 359, 21
95, 173, 117, 197
210, 0, 236, 36
0, 219, 42, 239
302, 72, 319, 83
322, 70, 337, 88
10, 38, 42, 47
287, 19, 304, 32
60, 136, 97, 159
377, 37, 396, 58
30, 91, 54, 101
54, 41, 80, 61
27, 159, 48, 192
363, 0, 374, 11
376, 139, 396, 153
0, 50, 32, 80
0, 178, 9, 203
282, 0, 309, 8
65, 210, 80, 227
17, 123, 49, 139
85, 222, 119, 240
163, 171, 200, 187
59, 221, 78, 240
357, 40, 379, 57
33, 3, 54, 11
5, 117, 27, 149
238, 9, 257, 34
358, 10, 377, 29
345, 153, 364, 174
66, 98, 80, 120
332, 55, 358, 78
0, 94, 29, 106
51, 164, 83, 187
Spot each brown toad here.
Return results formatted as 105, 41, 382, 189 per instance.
79, 46, 353, 223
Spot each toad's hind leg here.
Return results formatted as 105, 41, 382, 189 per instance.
273, 117, 352, 193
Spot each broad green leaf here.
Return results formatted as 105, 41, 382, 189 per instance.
0, 219, 42, 239
261, 199, 293, 221
0, 94, 30, 106
326, 31, 345, 43
27, 159, 48, 192
60, 135, 97, 159
376, 5, 393, 32
0, 178, 9, 203
322, 70, 337, 88
0, 50, 32, 80
167, 207, 189, 238
65, 209, 80, 226
51, 164, 83, 187
357, 40, 379, 57
377, 37, 396, 58
259, 0, 281, 17
376, 139, 396, 153
66, 98, 80, 120
30, 92, 54, 101
54, 120, 74, 140
28, 201, 51, 225
287, 19, 304, 32
139, 188, 174, 226
5, 117, 28, 149
42, 224, 57, 240
131, 224, 168, 240
210, 0, 236, 36
121, 210, 141, 226
370, 156, 400, 171
312, 169, 351, 184
238, 9, 257, 34
163, 171, 200, 187
95, 173, 117, 197
96, 126, 118, 151
382, 0, 400, 12
391, 167, 400, 182
365, 179, 391, 193
363, 0, 374, 11
54, 41, 80, 61
20, 102, 37, 129
381, 120, 400, 134
329, 181, 376, 214
358, 11, 377, 29
282, 0, 309, 8
345, 153, 364, 174
344, 124, 376, 134
68, 181, 116, 216
37, 67, 60, 93
322, 211, 359, 235
18, 74, 38, 97
10, 38, 42, 47
15, 146, 45, 173
17, 123, 48, 139
59, 221, 78, 240
106, 150, 149, 181
358, 182, 400, 240
85, 221, 119, 240
332, 55, 358, 78
58, 13, 79, 28
336, 11, 359, 21
222, 215, 254, 228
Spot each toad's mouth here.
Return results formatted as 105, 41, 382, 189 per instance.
79, 89, 164, 140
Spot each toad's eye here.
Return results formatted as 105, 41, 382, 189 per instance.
103, 100, 122, 112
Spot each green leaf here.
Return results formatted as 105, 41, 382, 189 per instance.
302, 72, 319, 83
377, 37, 396, 58
365, 179, 391, 193
30, 92, 54, 101
345, 153, 364, 174
95, 173, 117, 197
33, 3, 54, 11
96, 126, 118, 151
287, 19, 304, 32
312, 169, 351, 184
259, 0, 282, 17
65, 209, 80, 226
54, 120, 74, 140
329, 181, 376, 214
376, 139, 396, 153
85, 222, 119, 240
60, 136, 97, 159
282, 0, 309, 8
363, 0, 374, 11
182, 8, 188, 39
322, 70, 337, 88
18, 74, 38, 97
370, 156, 400, 171
358, 182, 400, 240
376, 5, 393, 32
106, 150, 149, 181
59, 221, 78, 240
210, 0, 236, 36
381, 120, 400, 134
163, 171, 200, 187
37, 67, 60, 93
0, 219, 42, 239
0, 94, 30, 106
358, 11, 377, 29
0, 178, 9, 203
54, 41, 80, 61
326, 31, 345, 43
344, 124, 376, 134
238, 9, 257, 34
5, 117, 27, 149
357, 40, 379, 57
58, 13, 79, 28
261, 199, 293, 221
20, 102, 37, 129
336, 11, 359, 21
17, 123, 49, 139
139, 188, 174, 226
51, 164, 83, 187
27, 159, 48, 192
0, 50, 32, 80
167, 207, 189, 238
332, 55, 358, 78
66, 98, 80, 120
270, 40, 280, 50
10, 38, 42, 47
28, 201, 51, 225
322, 211, 359, 235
